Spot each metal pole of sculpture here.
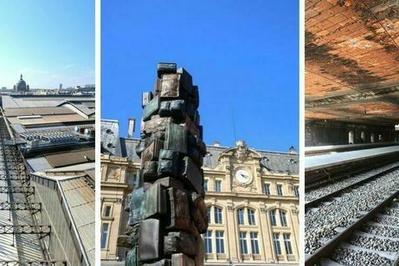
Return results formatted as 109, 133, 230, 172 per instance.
125, 63, 208, 266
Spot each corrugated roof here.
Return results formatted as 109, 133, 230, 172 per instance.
58, 177, 95, 265
1, 95, 94, 109
45, 148, 94, 168
27, 157, 54, 171
3, 107, 74, 117
61, 102, 95, 117
7, 114, 88, 127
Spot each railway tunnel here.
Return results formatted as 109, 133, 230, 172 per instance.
305, 1, 399, 265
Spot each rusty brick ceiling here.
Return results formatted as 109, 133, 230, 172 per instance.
305, 0, 399, 126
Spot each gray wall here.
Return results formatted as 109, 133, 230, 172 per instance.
31, 175, 83, 265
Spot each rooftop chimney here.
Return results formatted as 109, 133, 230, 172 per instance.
128, 118, 135, 138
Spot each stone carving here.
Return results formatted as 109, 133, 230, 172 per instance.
234, 141, 249, 162
124, 63, 207, 265
107, 166, 121, 181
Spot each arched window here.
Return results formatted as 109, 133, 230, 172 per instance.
214, 207, 223, 224
248, 209, 256, 225
237, 208, 245, 225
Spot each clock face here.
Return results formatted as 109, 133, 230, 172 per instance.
235, 169, 252, 184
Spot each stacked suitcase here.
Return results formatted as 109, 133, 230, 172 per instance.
125, 63, 208, 266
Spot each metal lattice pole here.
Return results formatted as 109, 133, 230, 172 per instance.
125, 63, 208, 266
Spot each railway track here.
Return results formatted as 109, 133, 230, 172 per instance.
307, 192, 399, 266
305, 162, 399, 207
305, 164, 399, 265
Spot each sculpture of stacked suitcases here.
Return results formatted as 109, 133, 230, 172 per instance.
125, 63, 208, 266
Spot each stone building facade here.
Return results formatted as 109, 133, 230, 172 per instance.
202, 142, 299, 265
100, 154, 139, 263
100, 121, 299, 265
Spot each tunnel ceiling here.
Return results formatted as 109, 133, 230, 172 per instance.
305, 0, 399, 126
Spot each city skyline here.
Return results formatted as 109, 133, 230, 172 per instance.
0, 1, 94, 88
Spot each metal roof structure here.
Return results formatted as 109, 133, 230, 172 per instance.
59, 102, 95, 119
32, 167, 95, 265
44, 148, 94, 168
1, 95, 94, 109
59, 176, 95, 264
3, 107, 74, 117
0, 115, 52, 264
0, 93, 95, 265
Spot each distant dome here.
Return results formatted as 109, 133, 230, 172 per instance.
15, 74, 28, 92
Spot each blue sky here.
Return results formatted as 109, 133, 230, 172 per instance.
0, 1, 94, 89
102, 0, 299, 152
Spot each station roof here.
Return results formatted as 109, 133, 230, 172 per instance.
27, 148, 94, 171
1, 95, 94, 109
7, 114, 88, 127
305, 0, 399, 125
2, 95, 95, 132
3, 107, 74, 117
58, 176, 95, 264
32, 166, 95, 265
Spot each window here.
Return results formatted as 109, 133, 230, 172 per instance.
250, 232, 260, 254
280, 210, 287, 227
204, 179, 208, 192
204, 231, 212, 254
273, 233, 282, 256
239, 232, 248, 254
215, 180, 222, 192
270, 209, 277, 226
277, 184, 283, 196
294, 186, 299, 197
283, 233, 293, 255
263, 183, 270, 195
214, 207, 223, 224
215, 231, 225, 254
248, 209, 256, 225
237, 208, 245, 225
103, 205, 112, 217
101, 223, 110, 249
207, 207, 211, 224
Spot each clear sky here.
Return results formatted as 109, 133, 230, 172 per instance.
0, 1, 94, 89
102, 0, 299, 152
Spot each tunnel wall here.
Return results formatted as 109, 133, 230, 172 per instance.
305, 120, 397, 146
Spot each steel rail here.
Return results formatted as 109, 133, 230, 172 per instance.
305, 189, 399, 265
306, 165, 399, 209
